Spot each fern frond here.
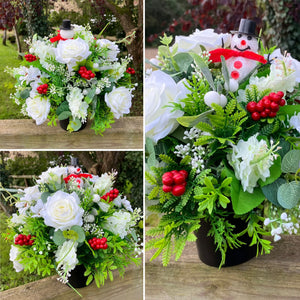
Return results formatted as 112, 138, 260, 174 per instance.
145, 236, 164, 250
147, 204, 163, 213
174, 236, 186, 261
159, 154, 176, 164
175, 187, 193, 212
146, 227, 165, 237
225, 99, 236, 115
163, 196, 178, 209
195, 122, 214, 134
145, 172, 157, 185
261, 123, 275, 136
162, 238, 172, 266
194, 135, 213, 146
148, 186, 160, 200
180, 156, 191, 165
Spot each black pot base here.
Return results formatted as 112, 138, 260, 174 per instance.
68, 265, 90, 288
195, 218, 257, 268
59, 119, 87, 132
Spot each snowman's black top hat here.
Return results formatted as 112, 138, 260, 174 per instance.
60, 19, 74, 30
231, 19, 257, 37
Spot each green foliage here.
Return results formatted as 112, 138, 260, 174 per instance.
260, 0, 300, 60
116, 151, 143, 210
195, 99, 247, 148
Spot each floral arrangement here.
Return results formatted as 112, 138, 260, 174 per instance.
145, 20, 300, 267
3, 166, 142, 290
7, 22, 135, 134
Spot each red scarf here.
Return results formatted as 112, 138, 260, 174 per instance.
50, 31, 68, 43
209, 48, 267, 64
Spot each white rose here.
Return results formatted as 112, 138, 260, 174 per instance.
54, 38, 91, 72
41, 191, 84, 231
145, 70, 188, 144
9, 246, 24, 272
289, 112, 300, 133
37, 166, 68, 185
16, 185, 42, 215
96, 39, 120, 62
104, 87, 132, 119
26, 96, 50, 125
172, 29, 231, 53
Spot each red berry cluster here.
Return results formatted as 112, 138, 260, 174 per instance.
24, 54, 37, 62
88, 237, 108, 250
14, 234, 34, 246
37, 83, 49, 94
78, 66, 95, 80
126, 67, 135, 75
162, 170, 188, 197
101, 188, 119, 202
246, 91, 285, 121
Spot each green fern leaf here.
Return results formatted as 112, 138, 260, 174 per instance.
159, 154, 176, 164
180, 155, 191, 165
162, 238, 172, 266
148, 186, 160, 200
163, 196, 178, 209
195, 122, 214, 134
145, 172, 157, 185
225, 99, 236, 115
194, 135, 213, 146
146, 227, 165, 237
174, 236, 186, 261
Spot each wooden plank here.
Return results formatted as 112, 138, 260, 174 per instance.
145, 232, 300, 300
0, 266, 143, 300
0, 117, 143, 149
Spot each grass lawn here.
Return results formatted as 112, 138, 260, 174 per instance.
0, 41, 25, 119
0, 212, 49, 291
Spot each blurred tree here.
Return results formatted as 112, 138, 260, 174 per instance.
18, 0, 50, 38
146, 0, 262, 45
0, 0, 23, 56
89, 0, 143, 77
259, 0, 300, 60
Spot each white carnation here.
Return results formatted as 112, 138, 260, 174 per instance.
93, 173, 114, 194
55, 240, 78, 272
37, 166, 68, 185
228, 133, 277, 193
96, 39, 120, 62
9, 245, 24, 272
66, 87, 89, 121
102, 211, 133, 239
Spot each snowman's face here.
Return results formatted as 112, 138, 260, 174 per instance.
231, 33, 258, 53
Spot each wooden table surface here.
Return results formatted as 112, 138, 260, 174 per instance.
145, 234, 300, 300
0, 117, 143, 150
0, 265, 143, 300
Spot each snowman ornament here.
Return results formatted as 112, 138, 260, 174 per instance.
209, 19, 267, 92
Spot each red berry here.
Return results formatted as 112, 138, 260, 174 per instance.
171, 170, 179, 175
270, 102, 279, 112
162, 185, 173, 193
246, 101, 257, 113
162, 172, 172, 179
173, 173, 186, 185
269, 93, 281, 103
162, 176, 173, 186
256, 102, 264, 112
279, 99, 286, 106
103, 244, 108, 249
269, 111, 277, 118
251, 112, 261, 121
262, 98, 271, 108
260, 111, 267, 118
102, 237, 107, 243
277, 91, 284, 98
172, 185, 186, 197
179, 170, 188, 179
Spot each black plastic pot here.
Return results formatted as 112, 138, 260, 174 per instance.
195, 217, 257, 267
59, 119, 87, 132
68, 265, 90, 288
